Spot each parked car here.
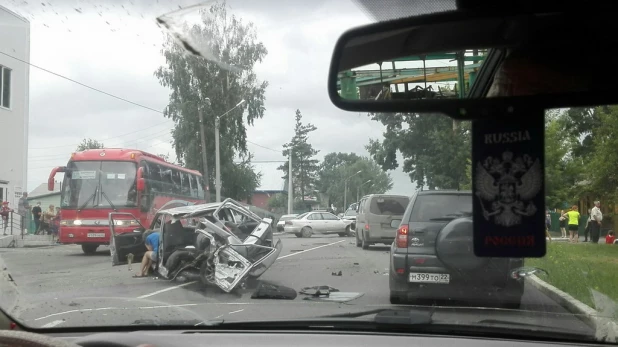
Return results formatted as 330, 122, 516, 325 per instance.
388, 190, 524, 308
283, 211, 354, 238
276, 214, 298, 232
355, 194, 410, 249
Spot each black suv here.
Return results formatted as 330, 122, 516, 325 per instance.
389, 190, 524, 308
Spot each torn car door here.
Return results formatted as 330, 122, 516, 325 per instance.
109, 212, 146, 266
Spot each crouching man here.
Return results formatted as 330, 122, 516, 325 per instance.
134, 229, 159, 278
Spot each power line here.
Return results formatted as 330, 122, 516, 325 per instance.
0, 50, 165, 116
1, 50, 282, 156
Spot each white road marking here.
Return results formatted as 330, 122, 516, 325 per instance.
34, 303, 199, 321
227, 309, 244, 314
136, 281, 197, 299
277, 240, 346, 260
41, 319, 65, 328
135, 238, 344, 299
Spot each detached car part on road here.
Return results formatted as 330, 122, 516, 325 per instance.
389, 190, 524, 308
108, 198, 282, 293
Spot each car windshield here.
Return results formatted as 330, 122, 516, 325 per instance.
61, 161, 137, 209
344, 209, 357, 216
1, 0, 616, 344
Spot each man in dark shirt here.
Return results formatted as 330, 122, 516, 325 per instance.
32, 202, 42, 234
17, 192, 29, 234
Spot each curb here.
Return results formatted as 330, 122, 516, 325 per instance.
0, 256, 21, 316
526, 275, 618, 341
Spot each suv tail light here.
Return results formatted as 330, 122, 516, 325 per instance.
396, 224, 409, 248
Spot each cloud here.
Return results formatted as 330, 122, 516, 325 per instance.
4, 0, 421, 195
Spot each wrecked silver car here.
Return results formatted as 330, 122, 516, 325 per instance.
108, 198, 283, 293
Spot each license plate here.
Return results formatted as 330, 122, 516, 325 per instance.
87, 233, 105, 238
409, 273, 450, 284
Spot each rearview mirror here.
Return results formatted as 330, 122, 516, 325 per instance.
328, 11, 618, 117
390, 219, 402, 228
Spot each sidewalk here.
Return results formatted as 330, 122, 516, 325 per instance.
0, 234, 57, 248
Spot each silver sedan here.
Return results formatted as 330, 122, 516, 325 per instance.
282, 211, 354, 238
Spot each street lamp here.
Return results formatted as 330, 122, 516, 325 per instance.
344, 170, 362, 212
357, 179, 372, 202
215, 99, 246, 202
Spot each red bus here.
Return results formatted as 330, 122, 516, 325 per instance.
48, 148, 206, 254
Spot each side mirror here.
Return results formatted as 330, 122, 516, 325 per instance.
137, 178, 145, 192
390, 219, 402, 228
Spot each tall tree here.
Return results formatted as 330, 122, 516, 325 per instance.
76, 138, 104, 151
221, 155, 262, 201
544, 110, 584, 209
367, 113, 470, 189
155, 1, 268, 197
278, 109, 320, 201
588, 105, 618, 201
317, 153, 392, 210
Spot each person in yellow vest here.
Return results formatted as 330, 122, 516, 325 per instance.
562, 205, 581, 243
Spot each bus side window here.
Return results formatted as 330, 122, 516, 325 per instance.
140, 162, 150, 212
189, 175, 198, 198
197, 177, 205, 199
147, 162, 162, 193
160, 167, 174, 194
171, 169, 182, 196
180, 172, 190, 196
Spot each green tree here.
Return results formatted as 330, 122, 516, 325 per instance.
267, 193, 288, 213
278, 109, 320, 201
544, 110, 584, 209
154, 0, 268, 199
221, 155, 262, 201
76, 138, 104, 151
588, 105, 618, 201
367, 113, 470, 189
318, 153, 393, 210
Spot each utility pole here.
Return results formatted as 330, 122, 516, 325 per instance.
215, 117, 221, 202
198, 107, 210, 203
287, 153, 293, 214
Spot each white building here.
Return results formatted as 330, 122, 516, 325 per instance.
0, 5, 29, 207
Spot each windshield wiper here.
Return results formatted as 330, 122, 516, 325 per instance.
78, 185, 99, 210
100, 190, 117, 211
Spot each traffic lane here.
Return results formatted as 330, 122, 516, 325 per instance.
2, 234, 593, 336
20, 234, 380, 328
0, 244, 186, 323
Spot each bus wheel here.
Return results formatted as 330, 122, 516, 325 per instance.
82, 244, 98, 255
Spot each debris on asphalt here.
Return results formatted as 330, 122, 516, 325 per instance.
299, 285, 339, 297
331, 270, 342, 276
251, 281, 297, 300
302, 292, 364, 302
353, 263, 359, 265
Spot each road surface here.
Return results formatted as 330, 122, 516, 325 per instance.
0, 233, 593, 336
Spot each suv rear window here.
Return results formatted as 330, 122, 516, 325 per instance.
409, 194, 472, 222
369, 196, 409, 215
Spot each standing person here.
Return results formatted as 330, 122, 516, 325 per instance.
559, 210, 568, 238
41, 205, 56, 235
32, 202, 42, 234
545, 209, 552, 242
17, 192, 29, 234
590, 200, 603, 244
563, 205, 581, 243
584, 208, 592, 242
1, 202, 12, 235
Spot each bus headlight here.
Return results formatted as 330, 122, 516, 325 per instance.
73, 220, 83, 226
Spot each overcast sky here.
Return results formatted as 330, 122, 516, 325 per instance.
5, 0, 428, 196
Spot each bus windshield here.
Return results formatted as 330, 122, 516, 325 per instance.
61, 161, 138, 209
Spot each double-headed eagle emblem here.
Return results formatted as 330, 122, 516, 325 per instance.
475, 151, 542, 227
